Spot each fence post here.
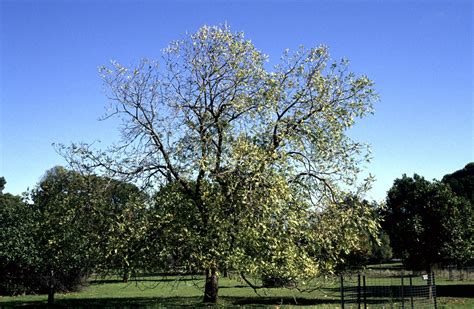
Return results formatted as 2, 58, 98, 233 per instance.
340, 275, 345, 309
409, 275, 414, 309
432, 273, 437, 309
363, 275, 367, 309
357, 273, 361, 309
401, 274, 405, 309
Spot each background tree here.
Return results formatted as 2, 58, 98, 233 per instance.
336, 197, 392, 269
441, 163, 474, 266
370, 231, 393, 264
95, 179, 150, 282
60, 24, 378, 303
0, 177, 38, 295
1, 168, 150, 301
30, 167, 105, 303
442, 162, 474, 204
382, 174, 473, 272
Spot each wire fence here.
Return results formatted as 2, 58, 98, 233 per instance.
340, 272, 437, 309
434, 265, 474, 281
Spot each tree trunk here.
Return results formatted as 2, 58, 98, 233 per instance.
426, 266, 433, 300
47, 269, 55, 305
122, 270, 130, 283
47, 289, 55, 305
203, 267, 218, 303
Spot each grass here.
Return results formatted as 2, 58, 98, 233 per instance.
0, 274, 472, 308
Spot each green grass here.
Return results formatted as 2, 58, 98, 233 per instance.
0, 275, 472, 308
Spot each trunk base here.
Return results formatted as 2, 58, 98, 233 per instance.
47, 290, 55, 305
203, 268, 218, 303
123, 272, 130, 283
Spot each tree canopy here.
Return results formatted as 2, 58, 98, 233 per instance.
0, 177, 37, 295
60, 24, 378, 303
442, 162, 474, 204
0, 168, 149, 303
382, 174, 473, 271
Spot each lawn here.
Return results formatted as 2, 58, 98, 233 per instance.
0, 274, 472, 308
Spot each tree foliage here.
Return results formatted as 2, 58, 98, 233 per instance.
95, 179, 150, 282
0, 177, 38, 295
336, 197, 392, 269
60, 24, 378, 302
0, 167, 150, 302
382, 174, 473, 271
442, 162, 474, 204
29, 167, 106, 301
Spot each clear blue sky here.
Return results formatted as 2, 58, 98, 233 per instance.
1, 0, 472, 201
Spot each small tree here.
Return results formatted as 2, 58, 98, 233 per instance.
60, 24, 378, 303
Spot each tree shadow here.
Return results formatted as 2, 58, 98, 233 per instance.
0, 296, 342, 308
88, 277, 198, 285
436, 285, 474, 297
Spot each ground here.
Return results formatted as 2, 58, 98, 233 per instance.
0, 271, 473, 308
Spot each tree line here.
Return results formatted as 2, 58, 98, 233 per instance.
0, 166, 377, 303
1, 163, 471, 303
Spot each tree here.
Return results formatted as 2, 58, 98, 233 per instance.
1, 170, 149, 300
336, 197, 392, 269
370, 231, 393, 264
0, 178, 38, 295
382, 174, 473, 272
29, 167, 106, 303
95, 179, 150, 282
442, 162, 474, 204
60, 24, 378, 303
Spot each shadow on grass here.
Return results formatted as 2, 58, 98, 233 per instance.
89, 277, 198, 285
437, 285, 474, 297
229, 296, 340, 306
0, 296, 341, 308
325, 283, 474, 298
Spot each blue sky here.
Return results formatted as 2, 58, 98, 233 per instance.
1, 0, 472, 201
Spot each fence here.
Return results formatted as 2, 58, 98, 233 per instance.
435, 265, 474, 281
340, 272, 437, 309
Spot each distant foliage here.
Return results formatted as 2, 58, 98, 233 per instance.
382, 173, 473, 271
337, 197, 392, 269
0, 168, 150, 301
442, 162, 474, 204
0, 177, 38, 295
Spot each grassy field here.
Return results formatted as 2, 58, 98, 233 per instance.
0, 274, 473, 308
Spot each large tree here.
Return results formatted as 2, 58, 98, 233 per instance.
60, 25, 378, 303
382, 174, 473, 271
